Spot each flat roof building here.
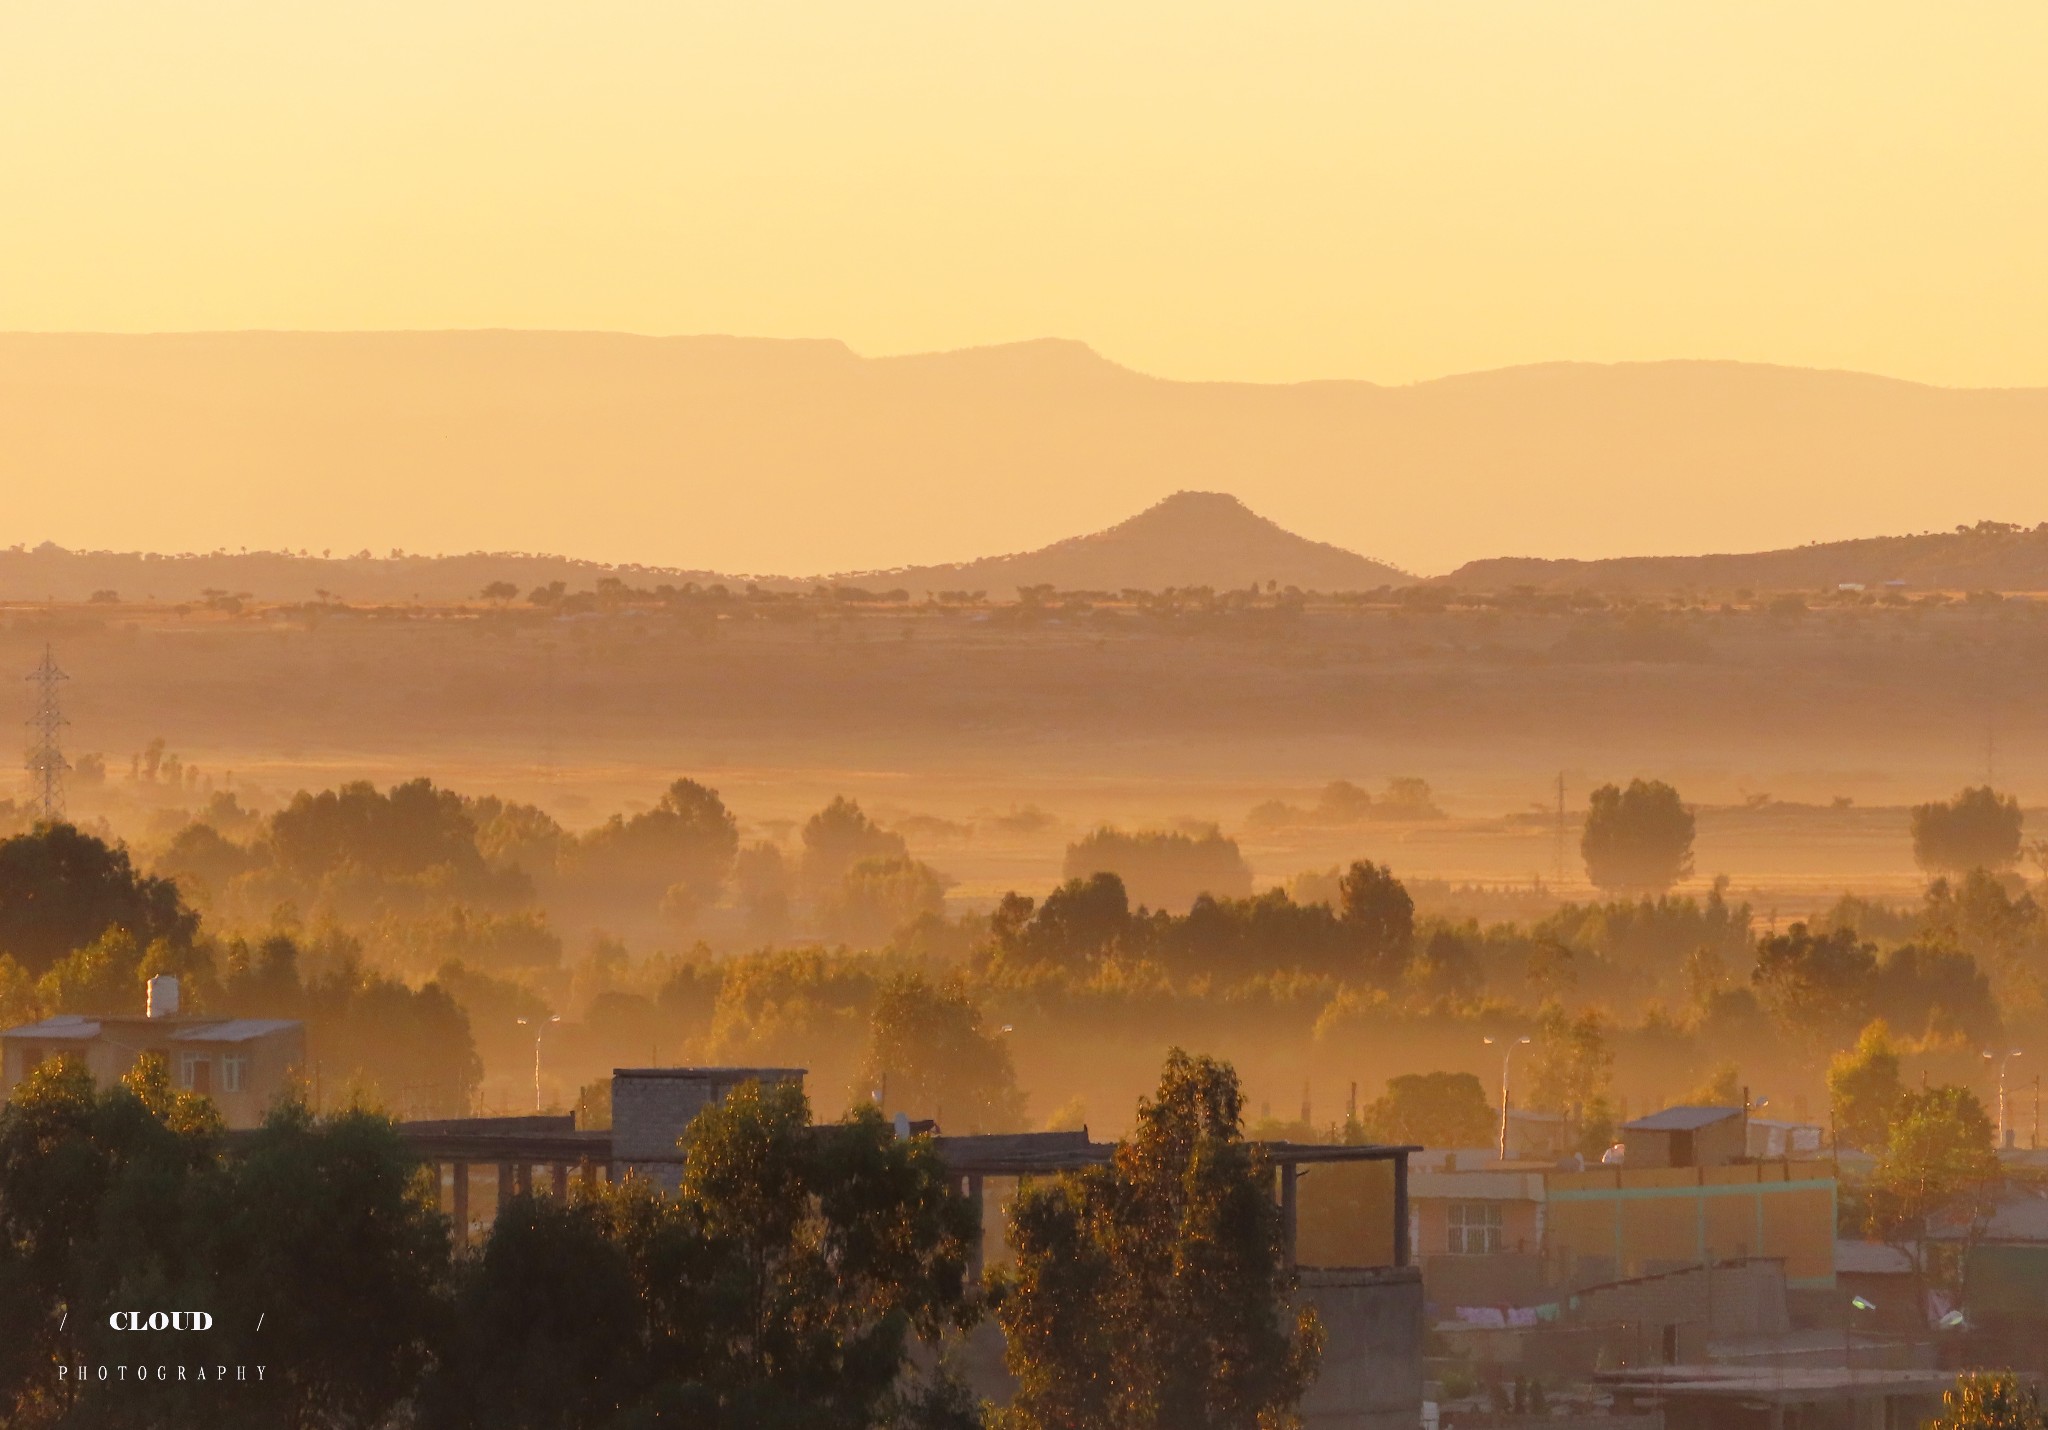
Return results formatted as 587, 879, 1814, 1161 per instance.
3, 999, 304, 1130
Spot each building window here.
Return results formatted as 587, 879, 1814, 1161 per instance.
222, 1054, 249, 1093
1448, 1201, 1503, 1254
178, 1053, 213, 1096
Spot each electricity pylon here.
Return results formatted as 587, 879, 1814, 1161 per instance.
25, 645, 68, 820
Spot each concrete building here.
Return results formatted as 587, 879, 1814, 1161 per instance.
397, 1067, 1426, 1430
1438, 1258, 1796, 1375
1621, 1105, 1747, 1170
1409, 1158, 1550, 1311
1545, 1160, 1837, 1291
1749, 1117, 1826, 1160
2, 980, 303, 1129
610, 1065, 806, 1189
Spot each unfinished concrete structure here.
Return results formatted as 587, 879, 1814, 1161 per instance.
611, 1065, 805, 1189
392, 1068, 1424, 1430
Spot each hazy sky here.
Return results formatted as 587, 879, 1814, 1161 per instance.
4, 3, 2046, 387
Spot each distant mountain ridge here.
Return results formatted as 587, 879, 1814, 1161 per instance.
4, 332, 2047, 578
1441, 521, 2048, 593
842, 491, 1408, 593
7, 503, 2048, 605
0, 492, 1402, 603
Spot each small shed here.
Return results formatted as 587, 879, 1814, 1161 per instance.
1621, 1106, 1745, 1170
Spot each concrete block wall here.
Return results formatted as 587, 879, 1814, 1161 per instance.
1298, 1266, 1425, 1430
611, 1067, 804, 1190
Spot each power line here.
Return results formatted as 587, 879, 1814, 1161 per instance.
1554, 771, 1567, 887
25, 645, 69, 820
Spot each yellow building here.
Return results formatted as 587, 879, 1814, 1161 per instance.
1544, 1161, 1837, 1291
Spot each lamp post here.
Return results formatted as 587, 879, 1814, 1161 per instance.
1983, 1049, 2023, 1148
1483, 1035, 1532, 1161
517, 1015, 562, 1113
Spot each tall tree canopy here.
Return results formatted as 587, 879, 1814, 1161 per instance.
0, 1058, 447, 1430
0, 823, 196, 976
426, 1079, 980, 1430
856, 972, 1024, 1133
995, 1049, 1322, 1430
1361, 1071, 1495, 1148
1580, 779, 1695, 894
1062, 826, 1255, 912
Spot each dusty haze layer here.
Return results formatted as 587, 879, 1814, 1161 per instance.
5, 332, 2048, 577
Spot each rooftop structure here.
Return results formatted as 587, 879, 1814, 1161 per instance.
3, 994, 305, 1129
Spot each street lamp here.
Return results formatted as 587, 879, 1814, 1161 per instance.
1983, 1049, 2023, 1148
517, 1015, 563, 1113
1483, 1035, 1532, 1161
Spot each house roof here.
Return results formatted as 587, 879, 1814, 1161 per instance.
166, 1020, 299, 1044
1624, 1105, 1742, 1132
613, 1066, 807, 1081
2, 1014, 103, 1040
3, 1015, 301, 1044
1928, 1188, 2048, 1242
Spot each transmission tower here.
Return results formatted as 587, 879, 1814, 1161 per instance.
25, 645, 68, 820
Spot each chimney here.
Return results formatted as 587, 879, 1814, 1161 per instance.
146, 975, 180, 1019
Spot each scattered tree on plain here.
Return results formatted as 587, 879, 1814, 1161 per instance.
1912, 786, 2025, 874
1580, 779, 1695, 894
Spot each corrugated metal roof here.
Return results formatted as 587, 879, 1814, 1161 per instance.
1623, 1105, 1743, 1132
1930, 1189, 2048, 1242
165, 1019, 300, 1044
2, 1015, 101, 1040
1836, 1240, 1914, 1275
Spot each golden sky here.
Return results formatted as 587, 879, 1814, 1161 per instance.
3, 3, 2046, 387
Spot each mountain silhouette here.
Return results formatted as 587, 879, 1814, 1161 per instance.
846, 491, 1407, 594
0, 492, 1401, 602
5, 332, 2047, 577
1442, 520, 2048, 593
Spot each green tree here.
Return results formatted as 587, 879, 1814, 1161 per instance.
1338, 860, 1415, 983
800, 796, 909, 893
1062, 826, 1255, 912
1525, 1002, 1614, 1118
990, 872, 1132, 973
858, 972, 1024, 1132
675, 1080, 981, 1425
0, 822, 197, 976
424, 1193, 646, 1430
994, 1049, 1323, 1430
1912, 786, 2025, 874
1361, 1071, 1495, 1148
1865, 1085, 2000, 1254
1751, 922, 1877, 1042
207, 1101, 452, 1429
1580, 779, 1695, 894
1929, 1373, 2048, 1430
0, 1055, 223, 1429
1828, 1021, 1904, 1152
823, 855, 950, 947
578, 777, 741, 923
